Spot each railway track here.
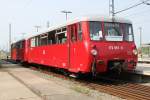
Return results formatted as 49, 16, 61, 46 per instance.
30, 66, 150, 100
2, 59, 150, 100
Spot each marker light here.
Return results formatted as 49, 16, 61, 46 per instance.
133, 49, 138, 55
91, 49, 98, 56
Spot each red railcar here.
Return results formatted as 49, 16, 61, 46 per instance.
12, 16, 138, 75
11, 39, 27, 62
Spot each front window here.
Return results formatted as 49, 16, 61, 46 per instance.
90, 22, 103, 41
89, 21, 134, 41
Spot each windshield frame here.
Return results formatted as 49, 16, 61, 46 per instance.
89, 21, 134, 42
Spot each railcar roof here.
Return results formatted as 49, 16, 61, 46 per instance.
46, 16, 132, 32
11, 39, 26, 45
26, 15, 132, 39
68, 16, 132, 25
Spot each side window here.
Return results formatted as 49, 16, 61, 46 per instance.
12, 44, 15, 49
48, 30, 56, 44
31, 38, 35, 47
11, 44, 14, 49
40, 34, 48, 46
38, 36, 41, 46
78, 23, 83, 41
124, 24, 134, 42
22, 41, 25, 48
56, 27, 67, 44
18, 41, 23, 49
62, 27, 67, 43
70, 25, 77, 42
16, 43, 19, 49
128, 25, 133, 41
19, 42, 22, 48
35, 36, 38, 47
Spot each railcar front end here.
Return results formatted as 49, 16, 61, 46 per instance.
88, 21, 138, 75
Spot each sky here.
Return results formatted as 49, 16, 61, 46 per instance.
0, 0, 150, 51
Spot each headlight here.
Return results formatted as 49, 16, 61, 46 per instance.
133, 49, 138, 55
91, 49, 98, 56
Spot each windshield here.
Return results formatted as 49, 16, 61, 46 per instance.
89, 21, 134, 41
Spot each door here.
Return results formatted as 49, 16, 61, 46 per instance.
68, 24, 77, 72
68, 23, 84, 72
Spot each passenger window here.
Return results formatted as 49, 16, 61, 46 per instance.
34, 36, 41, 46
56, 33, 67, 44
41, 34, 48, 46
35, 36, 39, 47
11, 44, 14, 49
48, 30, 56, 44
31, 38, 35, 47
21, 42, 24, 48
19, 42, 23, 49
78, 23, 83, 41
13, 44, 15, 48
56, 27, 67, 44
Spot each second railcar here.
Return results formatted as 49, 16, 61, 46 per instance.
11, 39, 27, 62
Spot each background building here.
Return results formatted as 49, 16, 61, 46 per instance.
0, 50, 8, 59
139, 43, 150, 58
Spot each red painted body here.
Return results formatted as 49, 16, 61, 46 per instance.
11, 17, 138, 74
11, 46, 17, 61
